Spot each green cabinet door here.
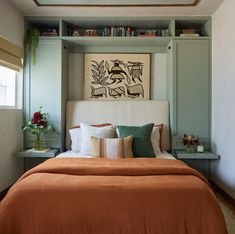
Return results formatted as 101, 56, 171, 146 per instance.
168, 40, 210, 150
24, 39, 68, 150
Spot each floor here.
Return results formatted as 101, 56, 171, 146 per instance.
216, 192, 235, 234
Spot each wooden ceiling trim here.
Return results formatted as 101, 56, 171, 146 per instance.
32, 0, 201, 7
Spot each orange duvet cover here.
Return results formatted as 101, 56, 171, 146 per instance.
0, 158, 227, 234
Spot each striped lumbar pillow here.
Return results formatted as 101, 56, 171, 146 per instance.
91, 136, 133, 159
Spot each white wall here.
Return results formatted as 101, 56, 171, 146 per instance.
0, 0, 24, 192
0, 0, 24, 46
0, 110, 23, 190
68, 53, 167, 100
211, 0, 235, 199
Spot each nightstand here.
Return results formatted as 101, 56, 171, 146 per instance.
174, 150, 220, 179
16, 149, 60, 172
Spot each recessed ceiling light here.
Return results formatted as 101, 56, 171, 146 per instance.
33, 0, 200, 7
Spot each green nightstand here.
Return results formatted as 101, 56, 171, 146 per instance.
16, 149, 60, 172
174, 150, 220, 179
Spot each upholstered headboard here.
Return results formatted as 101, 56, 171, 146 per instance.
66, 100, 170, 151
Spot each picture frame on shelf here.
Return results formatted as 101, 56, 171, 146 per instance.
84, 53, 150, 101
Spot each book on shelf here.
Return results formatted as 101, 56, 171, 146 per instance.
182, 29, 195, 34
180, 34, 200, 37
41, 32, 58, 37
102, 26, 135, 37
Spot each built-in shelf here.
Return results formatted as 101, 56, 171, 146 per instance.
61, 36, 172, 47
26, 17, 211, 48
173, 36, 210, 40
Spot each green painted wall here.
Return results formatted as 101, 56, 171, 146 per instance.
168, 39, 210, 151
24, 39, 68, 150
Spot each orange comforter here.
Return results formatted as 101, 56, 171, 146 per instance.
0, 158, 227, 234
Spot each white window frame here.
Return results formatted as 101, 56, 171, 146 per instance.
0, 66, 17, 109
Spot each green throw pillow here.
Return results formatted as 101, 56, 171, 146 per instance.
117, 123, 155, 158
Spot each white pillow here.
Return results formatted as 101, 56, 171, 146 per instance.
69, 123, 113, 152
116, 125, 162, 155
151, 126, 161, 155
80, 123, 116, 155
69, 128, 82, 152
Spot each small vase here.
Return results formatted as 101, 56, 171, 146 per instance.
186, 145, 195, 153
34, 132, 43, 151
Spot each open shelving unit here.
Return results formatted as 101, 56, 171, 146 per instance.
25, 16, 211, 49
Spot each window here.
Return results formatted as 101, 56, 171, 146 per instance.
0, 65, 16, 107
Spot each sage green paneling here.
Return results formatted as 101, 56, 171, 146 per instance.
176, 40, 209, 136
61, 41, 69, 150
168, 40, 210, 150
70, 45, 166, 53
25, 39, 68, 150
169, 20, 175, 37
167, 41, 174, 135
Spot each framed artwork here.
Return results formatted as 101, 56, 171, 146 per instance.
84, 53, 150, 100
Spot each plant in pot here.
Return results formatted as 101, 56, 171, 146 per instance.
25, 28, 40, 65
22, 107, 56, 151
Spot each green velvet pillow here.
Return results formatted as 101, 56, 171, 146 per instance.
117, 123, 155, 158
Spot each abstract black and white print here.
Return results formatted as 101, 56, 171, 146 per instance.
84, 54, 150, 100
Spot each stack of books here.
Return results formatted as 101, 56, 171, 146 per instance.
180, 28, 200, 37
102, 26, 135, 37
41, 30, 58, 37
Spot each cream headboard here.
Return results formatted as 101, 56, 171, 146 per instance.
66, 100, 170, 151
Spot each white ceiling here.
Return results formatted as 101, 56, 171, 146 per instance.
9, 0, 225, 16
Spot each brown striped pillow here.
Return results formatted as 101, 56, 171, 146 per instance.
91, 136, 133, 159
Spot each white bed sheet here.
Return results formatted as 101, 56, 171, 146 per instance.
57, 151, 176, 159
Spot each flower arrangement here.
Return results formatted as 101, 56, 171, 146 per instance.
22, 107, 56, 151
182, 134, 199, 152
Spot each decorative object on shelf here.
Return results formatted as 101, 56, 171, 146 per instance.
84, 53, 150, 100
197, 145, 204, 153
22, 107, 57, 151
84, 29, 97, 36
72, 28, 80, 36
26, 148, 50, 153
41, 29, 58, 37
182, 134, 199, 153
25, 28, 40, 65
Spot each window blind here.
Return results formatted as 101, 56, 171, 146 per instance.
0, 36, 23, 71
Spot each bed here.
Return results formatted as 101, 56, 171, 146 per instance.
0, 101, 227, 234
